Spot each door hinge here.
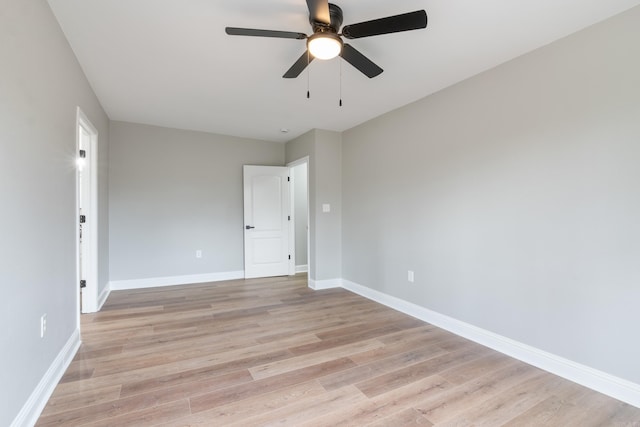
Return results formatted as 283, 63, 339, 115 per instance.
79, 215, 86, 224
288, 215, 291, 221
80, 280, 86, 289
288, 255, 291, 260
288, 176, 290, 182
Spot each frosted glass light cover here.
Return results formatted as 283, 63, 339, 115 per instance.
308, 34, 342, 60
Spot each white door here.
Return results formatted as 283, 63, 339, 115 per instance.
243, 165, 290, 279
77, 108, 99, 313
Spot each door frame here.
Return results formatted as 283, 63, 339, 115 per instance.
76, 107, 99, 314
287, 156, 311, 278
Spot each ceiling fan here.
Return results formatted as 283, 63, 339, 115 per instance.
225, 0, 427, 79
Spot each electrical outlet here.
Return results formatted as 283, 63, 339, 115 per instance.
408, 270, 415, 283
40, 314, 47, 338
196, 250, 202, 258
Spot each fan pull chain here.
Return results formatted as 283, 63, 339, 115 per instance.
306, 50, 310, 99
339, 58, 343, 107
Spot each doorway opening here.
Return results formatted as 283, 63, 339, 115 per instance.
76, 108, 99, 314
288, 157, 310, 278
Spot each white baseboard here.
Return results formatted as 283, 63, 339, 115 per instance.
295, 264, 308, 273
109, 271, 244, 291
341, 279, 640, 409
97, 284, 111, 310
308, 277, 342, 290
11, 329, 81, 427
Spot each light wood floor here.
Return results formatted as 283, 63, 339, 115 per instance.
37, 275, 639, 426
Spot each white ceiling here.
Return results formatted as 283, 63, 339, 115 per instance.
48, 0, 640, 143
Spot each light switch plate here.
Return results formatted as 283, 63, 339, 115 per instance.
322, 204, 331, 213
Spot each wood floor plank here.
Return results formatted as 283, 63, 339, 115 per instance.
38, 385, 122, 417
73, 344, 124, 361
120, 320, 261, 353
355, 345, 492, 398
249, 338, 385, 380
347, 330, 457, 367
374, 324, 439, 344
158, 381, 327, 426
412, 360, 541, 424
226, 385, 367, 427
37, 389, 175, 426
502, 394, 583, 427
431, 371, 573, 426
49, 330, 318, 399
57, 365, 95, 384
189, 357, 357, 413
319, 345, 449, 392
89, 331, 320, 378
302, 375, 451, 427
253, 319, 355, 344
122, 368, 254, 404
437, 350, 516, 385
120, 350, 291, 397
366, 407, 433, 427
287, 325, 406, 357
504, 385, 639, 427
81, 399, 191, 427
35, 275, 640, 426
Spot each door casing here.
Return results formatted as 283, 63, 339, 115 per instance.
76, 107, 99, 314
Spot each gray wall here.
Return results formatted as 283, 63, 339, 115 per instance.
293, 163, 308, 267
342, 7, 640, 384
286, 129, 342, 281
109, 122, 284, 280
315, 130, 342, 280
0, 0, 110, 424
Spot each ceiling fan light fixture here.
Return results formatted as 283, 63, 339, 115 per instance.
307, 32, 343, 60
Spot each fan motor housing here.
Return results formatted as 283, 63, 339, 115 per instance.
310, 3, 343, 33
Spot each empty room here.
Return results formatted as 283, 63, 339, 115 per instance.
2, 0, 640, 425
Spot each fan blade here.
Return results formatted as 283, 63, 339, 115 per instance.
341, 44, 383, 78
342, 10, 427, 39
306, 0, 331, 25
283, 50, 315, 78
225, 27, 307, 40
